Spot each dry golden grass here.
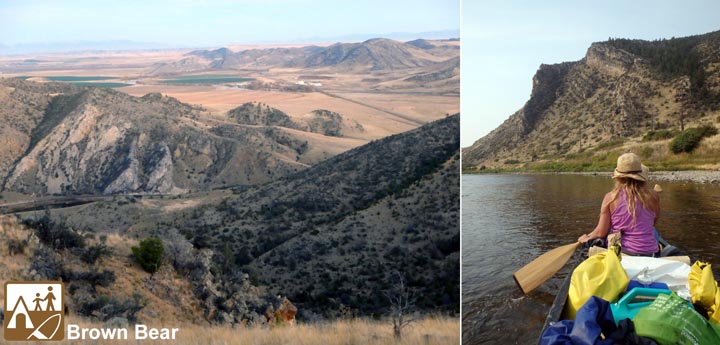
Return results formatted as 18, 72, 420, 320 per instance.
338, 92, 459, 123
693, 133, 720, 158
621, 133, 720, 170
0, 215, 37, 308
0, 317, 458, 345
169, 317, 459, 345
0, 215, 36, 253
0, 213, 204, 325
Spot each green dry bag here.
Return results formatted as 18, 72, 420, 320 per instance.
633, 292, 720, 345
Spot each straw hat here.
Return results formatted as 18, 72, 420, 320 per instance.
612, 153, 648, 181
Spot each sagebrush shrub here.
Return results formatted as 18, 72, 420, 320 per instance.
131, 237, 164, 273
669, 125, 717, 153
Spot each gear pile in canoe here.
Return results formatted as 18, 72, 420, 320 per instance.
524, 236, 720, 344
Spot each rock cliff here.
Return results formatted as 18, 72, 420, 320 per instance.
463, 31, 720, 168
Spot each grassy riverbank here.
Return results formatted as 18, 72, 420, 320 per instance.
464, 133, 720, 174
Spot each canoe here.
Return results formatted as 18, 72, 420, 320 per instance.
537, 234, 687, 344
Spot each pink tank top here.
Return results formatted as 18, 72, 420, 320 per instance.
610, 190, 658, 254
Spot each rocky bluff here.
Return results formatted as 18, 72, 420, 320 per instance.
464, 31, 720, 168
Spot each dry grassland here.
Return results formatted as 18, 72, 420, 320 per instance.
121, 85, 454, 141
0, 317, 459, 345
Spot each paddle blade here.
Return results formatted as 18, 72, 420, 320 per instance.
513, 242, 580, 294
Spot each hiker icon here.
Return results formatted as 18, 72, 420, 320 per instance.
44, 286, 56, 311
33, 293, 43, 311
29, 286, 56, 312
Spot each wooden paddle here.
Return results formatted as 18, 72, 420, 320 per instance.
513, 242, 580, 294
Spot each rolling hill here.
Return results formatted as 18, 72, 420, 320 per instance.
152, 38, 459, 82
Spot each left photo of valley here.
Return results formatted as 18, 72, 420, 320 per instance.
0, 1, 460, 343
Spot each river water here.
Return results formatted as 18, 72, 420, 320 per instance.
461, 173, 720, 344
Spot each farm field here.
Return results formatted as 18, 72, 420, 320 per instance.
159, 74, 255, 84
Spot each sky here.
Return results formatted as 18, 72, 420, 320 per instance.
0, 0, 459, 46
462, 0, 720, 147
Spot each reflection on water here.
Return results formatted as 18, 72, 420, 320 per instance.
462, 174, 720, 345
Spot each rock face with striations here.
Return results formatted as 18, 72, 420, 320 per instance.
463, 62, 574, 163
463, 31, 720, 168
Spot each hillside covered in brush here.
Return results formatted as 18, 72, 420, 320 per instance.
52, 114, 460, 321
463, 30, 720, 170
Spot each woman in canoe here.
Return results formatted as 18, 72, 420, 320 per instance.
578, 153, 661, 256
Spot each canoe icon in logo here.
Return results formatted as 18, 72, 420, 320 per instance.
27, 313, 62, 340
4, 281, 64, 341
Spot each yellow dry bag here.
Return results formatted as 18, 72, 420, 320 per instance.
565, 245, 629, 319
689, 261, 720, 326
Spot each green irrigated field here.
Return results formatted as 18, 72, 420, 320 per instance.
73, 82, 132, 88
160, 75, 254, 84
45, 76, 118, 81
13, 76, 129, 88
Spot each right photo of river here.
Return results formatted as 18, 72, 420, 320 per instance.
461, 1, 720, 344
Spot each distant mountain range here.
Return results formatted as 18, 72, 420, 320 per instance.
0, 40, 171, 55
463, 30, 720, 168
295, 29, 459, 45
0, 30, 458, 55
153, 38, 459, 74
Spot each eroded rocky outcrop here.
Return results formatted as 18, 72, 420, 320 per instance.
264, 296, 298, 326
304, 109, 364, 137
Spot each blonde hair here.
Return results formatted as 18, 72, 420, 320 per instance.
611, 177, 657, 223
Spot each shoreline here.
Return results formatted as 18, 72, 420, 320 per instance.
463, 170, 720, 184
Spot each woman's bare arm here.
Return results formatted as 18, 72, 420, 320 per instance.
651, 189, 660, 224
578, 192, 613, 243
